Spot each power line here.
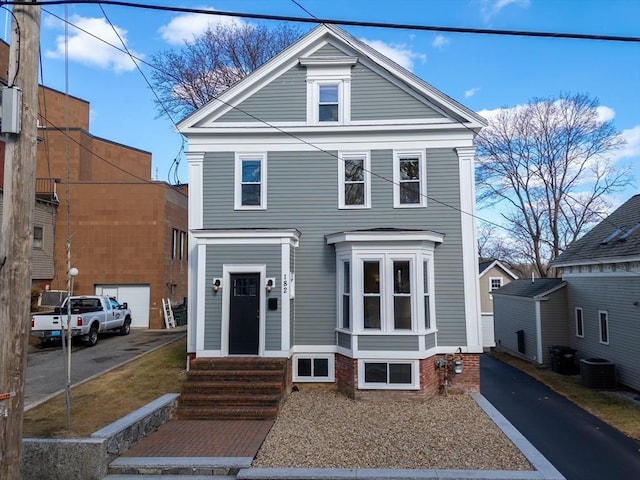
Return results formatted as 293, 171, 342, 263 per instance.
8, 0, 640, 42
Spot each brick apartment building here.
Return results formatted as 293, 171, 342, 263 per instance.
0, 40, 188, 329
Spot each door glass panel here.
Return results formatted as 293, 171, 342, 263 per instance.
233, 277, 257, 296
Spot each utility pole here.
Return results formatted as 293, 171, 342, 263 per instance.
0, 2, 41, 479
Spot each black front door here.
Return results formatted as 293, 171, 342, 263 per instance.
228, 273, 260, 355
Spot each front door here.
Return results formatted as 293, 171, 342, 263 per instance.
228, 273, 260, 355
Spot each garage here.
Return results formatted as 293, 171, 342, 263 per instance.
95, 284, 150, 328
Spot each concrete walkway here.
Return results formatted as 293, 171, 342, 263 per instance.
481, 354, 640, 480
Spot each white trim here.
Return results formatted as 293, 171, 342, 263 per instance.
196, 349, 222, 358
192, 229, 300, 243
337, 151, 371, 209
393, 149, 426, 208
221, 265, 267, 356
293, 353, 336, 382
187, 152, 205, 354
575, 307, 584, 338
535, 300, 543, 365
326, 230, 444, 245
195, 243, 207, 353
357, 359, 420, 390
598, 310, 609, 345
457, 146, 483, 353
291, 345, 338, 354
281, 243, 291, 351
234, 152, 267, 210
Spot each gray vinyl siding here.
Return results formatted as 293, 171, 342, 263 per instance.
217, 66, 307, 123
205, 245, 282, 352
566, 276, 640, 391
493, 296, 539, 363
540, 289, 569, 364
351, 64, 443, 121
202, 147, 467, 348
425, 333, 436, 350
311, 44, 348, 56
337, 331, 351, 349
358, 335, 419, 351
0, 194, 56, 281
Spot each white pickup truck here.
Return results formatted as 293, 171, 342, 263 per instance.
31, 295, 132, 347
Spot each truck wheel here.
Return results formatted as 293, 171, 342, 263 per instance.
119, 318, 131, 336
84, 325, 99, 347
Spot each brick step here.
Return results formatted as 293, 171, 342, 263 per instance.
176, 405, 279, 420
180, 381, 283, 396
179, 392, 281, 408
185, 369, 285, 382
190, 358, 287, 371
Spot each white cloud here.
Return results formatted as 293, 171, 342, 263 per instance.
596, 105, 616, 123
45, 15, 142, 73
616, 125, 640, 159
432, 35, 450, 50
359, 38, 426, 71
158, 8, 244, 45
481, 0, 530, 21
465, 87, 481, 98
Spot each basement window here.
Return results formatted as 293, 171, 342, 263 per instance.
293, 355, 334, 382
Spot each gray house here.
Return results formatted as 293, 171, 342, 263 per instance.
492, 278, 568, 365
552, 194, 640, 391
178, 24, 486, 404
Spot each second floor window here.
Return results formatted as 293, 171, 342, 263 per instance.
338, 152, 370, 208
33, 226, 44, 249
490, 277, 503, 292
393, 150, 426, 208
235, 153, 266, 209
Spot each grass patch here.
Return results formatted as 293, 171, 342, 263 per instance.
490, 351, 640, 441
23, 336, 187, 438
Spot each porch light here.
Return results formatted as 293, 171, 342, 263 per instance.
212, 278, 221, 292
266, 278, 275, 293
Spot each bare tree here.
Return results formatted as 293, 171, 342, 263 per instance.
150, 22, 301, 119
476, 93, 632, 278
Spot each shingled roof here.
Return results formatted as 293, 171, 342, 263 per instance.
491, 278, 566, 299
553, 194, 640, 267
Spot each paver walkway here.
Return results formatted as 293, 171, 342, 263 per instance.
122, 419, 274, 458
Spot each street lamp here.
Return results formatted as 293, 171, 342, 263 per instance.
63, 267, 78, 429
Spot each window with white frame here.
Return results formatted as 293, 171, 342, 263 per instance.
360, 255, 420, 332
300, 56, 356, 125
489, 277, 503, 292
235, 153, 266, 209
318, 84, 339, 122
393, 150, 426, 207
340, 260, 351, 329
327, 231, 442, 336
338, 152, 370, 208
33, 226, 44, 249
359, 360, 419, 389
575, 307, 584, 338
599, 310, 609, 344
294, 355, 334, 382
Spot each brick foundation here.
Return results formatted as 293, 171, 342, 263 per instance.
334, 353, 480, 401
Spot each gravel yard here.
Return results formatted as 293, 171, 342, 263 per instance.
253, 389, 533, 470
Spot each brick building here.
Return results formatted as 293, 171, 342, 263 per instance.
0, 40, 188, 328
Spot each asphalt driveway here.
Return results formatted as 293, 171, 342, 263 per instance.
481, 354, 640, 480
25, 327, 186, 409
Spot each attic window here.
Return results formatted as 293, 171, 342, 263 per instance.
300, 55, 357, 125
618, 222, 640, 242
600, 228, 622, 245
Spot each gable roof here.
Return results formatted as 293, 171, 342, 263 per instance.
553, 194, 640, 267
177, 23, 487, 132
478, 258, 519, 279
491, 278, 566, 299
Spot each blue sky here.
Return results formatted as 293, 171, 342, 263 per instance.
4, 0, 639, 210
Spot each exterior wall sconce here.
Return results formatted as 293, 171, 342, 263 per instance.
212, 278, 222, 293
266, 278, 275, 293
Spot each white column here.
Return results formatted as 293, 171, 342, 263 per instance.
187, 152, 204, 354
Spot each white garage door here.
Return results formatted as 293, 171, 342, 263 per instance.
95, 284, 150, 328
